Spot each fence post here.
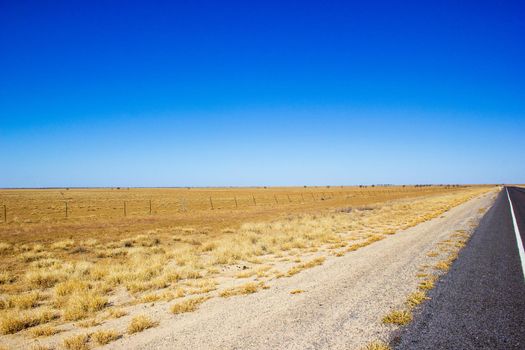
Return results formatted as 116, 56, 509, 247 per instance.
252, 195, 256, 206
287, 194, 291, 203
124, 201, 127, 216
65, 201, 68, 218
3, 205, 6, 223
274, 195, 278, 204
149, 200, 152, 215
234, 196, 238, 209
301, 193, 304, 203
209, 196, 214, 210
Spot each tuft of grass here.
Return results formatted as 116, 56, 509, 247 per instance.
5, 291, 41, 310
435, 260, 451, 271
286, 257, 325, 277
0, 309, 57, 335
92, 329, 120, 345
140, 293, 161, 303
63, 292, 108, 321
25, 269, 66, 289
19, 293, 41, 310
184, 279, 217, 295
364, 341, 391, 350
219, 282, 267, 297
76, 319, 101, 328
30, 325, 60, 337
290, 289, 304, 294
170, 296, 209, 314
418, 277, 436, 291
51, 239, 75, 250
62, 333, 90, 350
235, 266, 271, 279
0, 242, 12, 254
107, 308, 127, 319
426, 251, 439, 257
128, 315, 156, 334
54, 279, 87, 297
382, 310, 413, 325
0, 271, 15, 285
346, 235, 384, 252
406, 291, 429, 308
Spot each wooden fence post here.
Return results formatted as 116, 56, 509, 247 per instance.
149, 200, 152, 215
209, 196, 214, 210
252, 195, 256, 206
301, 193, 304, 203
65, 201, 68, 218
3, 205, 6, 223
124, 201, 127, 216
234, 196, 238, 209
274, 195, 278, 204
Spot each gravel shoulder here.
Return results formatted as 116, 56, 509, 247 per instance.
105, 190, 497, 350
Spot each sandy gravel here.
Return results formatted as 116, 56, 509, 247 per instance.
105, 191, 496, 350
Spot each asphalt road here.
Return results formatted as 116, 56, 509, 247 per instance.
395, 187, 525, 349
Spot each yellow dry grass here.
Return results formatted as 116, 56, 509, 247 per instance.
219, 282, 267, 297
127, 315, 156, 334
2, 291, 41, 309
434, 260, 451, 271
30, 325, 61, 338
286, 257, 325, 276
364, 341, 391, 350
62, 333, 90, 350
170, 296, 209, 314
382, 310, 413, 325
0, 185, 493, 348
418, 277, 436, 291
92, 329, 120, 345
406, 291, 429, 308
106, 308, 127, 319
76, 319, 101, 328
0, 309, 57, 335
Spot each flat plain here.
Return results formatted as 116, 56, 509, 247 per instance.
0, 185, 494, 349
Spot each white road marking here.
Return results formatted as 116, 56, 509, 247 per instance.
506, 187, 525, 280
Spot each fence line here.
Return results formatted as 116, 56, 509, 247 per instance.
0, 186, 458, 223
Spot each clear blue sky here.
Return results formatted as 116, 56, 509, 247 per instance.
1, 0, 524, 187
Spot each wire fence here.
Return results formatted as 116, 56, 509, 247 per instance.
0, 186, 460, 223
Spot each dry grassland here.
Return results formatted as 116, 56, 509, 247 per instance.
0, 185, 492, 348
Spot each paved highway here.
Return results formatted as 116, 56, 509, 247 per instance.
395, 187, 525, 349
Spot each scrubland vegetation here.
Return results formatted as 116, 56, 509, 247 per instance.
0, 186, 491, 348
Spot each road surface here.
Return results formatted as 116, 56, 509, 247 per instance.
395, 187, 525, 349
